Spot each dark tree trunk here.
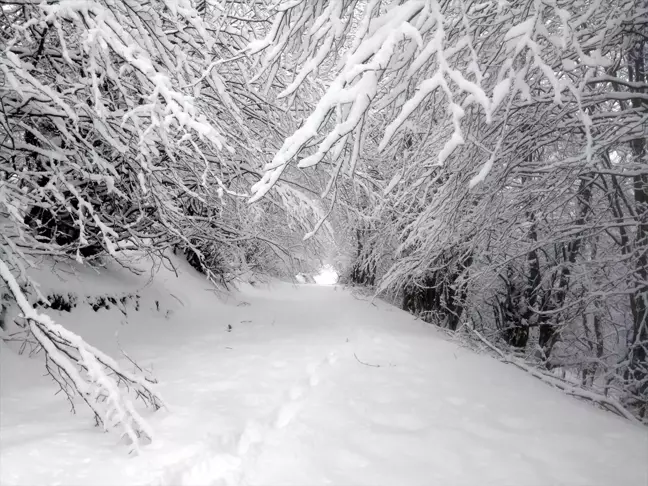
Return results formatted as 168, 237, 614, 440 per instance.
628, 36, 648, 416
401, 251, 472, 329
351, 227, 376, 286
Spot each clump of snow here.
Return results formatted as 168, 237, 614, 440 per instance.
562, 58, 577, 71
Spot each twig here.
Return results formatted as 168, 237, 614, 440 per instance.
354, 352, 380, 368
116, 337, 145, 376
169, 293, 185, 307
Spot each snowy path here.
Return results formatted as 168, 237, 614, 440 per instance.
1, 264, 647, 486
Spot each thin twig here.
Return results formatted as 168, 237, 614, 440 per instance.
354, 352, 380, 368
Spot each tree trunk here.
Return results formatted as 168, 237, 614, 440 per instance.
628, 35, 648, 416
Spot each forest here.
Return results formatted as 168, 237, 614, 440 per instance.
1, 0, 647, 455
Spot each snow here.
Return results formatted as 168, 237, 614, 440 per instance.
1, 254, 646, 486
504, 19, 535, 43
491, 77, 511, 112
562, 59, 577, 71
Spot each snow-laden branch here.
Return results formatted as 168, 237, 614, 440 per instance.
1, 0, 314, 280
464, 321, 640, 424
0, 257, 165, 452
246, 0, 634, 201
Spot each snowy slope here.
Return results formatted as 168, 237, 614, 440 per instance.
1, 255, 646, 486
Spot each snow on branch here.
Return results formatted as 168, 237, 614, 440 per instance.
248, 1, 426, 202
246, 0, 628, 200
1, 0, 276, 271
0, 257, 164, 452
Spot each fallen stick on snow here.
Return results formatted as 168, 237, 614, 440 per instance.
354, 352, 381, 368
464, 322, 640, 424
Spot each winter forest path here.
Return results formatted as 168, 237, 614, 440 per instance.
1, 268, 647, 486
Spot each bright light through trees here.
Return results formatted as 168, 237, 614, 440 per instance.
314, 265, 339, 285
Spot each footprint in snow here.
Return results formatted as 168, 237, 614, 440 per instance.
275, 401, 303, 429
274, 351, 340, 429
237, 421, 266, 455
177, 454, 241, 486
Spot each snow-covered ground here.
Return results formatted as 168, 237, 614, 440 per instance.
1, 255, 646, 486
